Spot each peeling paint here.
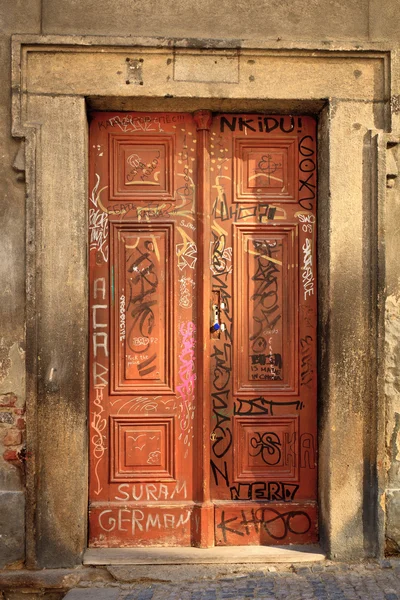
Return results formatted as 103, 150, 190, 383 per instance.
0, 412, 14, 425
394, 413, 400, 462
0, 345, 12, 384
0, 342, 25, 400
391, 95, 400, 115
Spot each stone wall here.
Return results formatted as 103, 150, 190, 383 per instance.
1, 0, 400, 568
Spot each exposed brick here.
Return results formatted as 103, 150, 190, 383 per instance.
13, 408, 25, 415
0, 412, 14, 425
3, 449, 19, 461
3, 430, 22, 446
15, 418, 25, 430
0, 393, 17, 408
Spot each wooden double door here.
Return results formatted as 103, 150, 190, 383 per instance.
88, 111, 317, 547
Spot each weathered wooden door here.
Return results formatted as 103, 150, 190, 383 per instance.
208, 115, 317, 545
88, 112, 317, 547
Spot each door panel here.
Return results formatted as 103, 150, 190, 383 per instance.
89, 113, 198, 547
208, 115, 318, 545
233, 223, 298, 394
88, 111, 317, 548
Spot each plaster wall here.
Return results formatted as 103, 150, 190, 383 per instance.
0, 0, 400, 570
0, 0, 41, 568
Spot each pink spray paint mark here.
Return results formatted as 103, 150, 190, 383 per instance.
177, 321, 196, 437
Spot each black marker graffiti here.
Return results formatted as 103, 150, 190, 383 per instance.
126, 241, 158, 374
298, 135, 316, 211
251, 353, 282, 366
230, 481, 299, 502
256, 154, 283, 185
217, 508, 312, 542
220, 116, 299, 134
210, 459, 230, 487
250, 240, 282, 377
250, 353, 282, 381
300, 335, 313, 388
250, 431, 282, 465
234, 396, 304, 416
126, 150, 160, 183
300, 433, 316, 469
212, 198, 277, 223
211, 231, 233, 462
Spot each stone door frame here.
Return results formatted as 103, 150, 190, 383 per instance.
11, 35, 397, 567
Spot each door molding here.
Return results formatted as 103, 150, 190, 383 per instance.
11, 35, 394, 566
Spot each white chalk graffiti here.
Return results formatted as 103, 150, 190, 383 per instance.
107, 115, 160, 133
178, 276, 195, 308
180, 219, 196, 231
91, 387, 107, 496
98, 508, 191, 534
109, 396, 161, 414
115, 481, 187, 501
297, 213, 315, 234
147, 450, 161, 465
119, 295, 126, 341
93, 332, 108, 358
93, 361, 108, 387
89, 174, 109, 262
176, 242, 197, 271
302, 238, 314, 300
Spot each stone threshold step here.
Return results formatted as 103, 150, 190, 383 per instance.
84, 545, 325, 565
64, 592, 119, 600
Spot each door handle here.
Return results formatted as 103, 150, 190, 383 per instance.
211, 291, 226, 336
212, 303, 220, 332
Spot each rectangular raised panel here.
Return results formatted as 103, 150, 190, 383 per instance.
233, 416, 299, 482
173, 52, 239, 84
89, 504, 193, 548
110, 223, 175, 395
109, 134, 175, 201
234, 138, 297, 202
233, 224, 299, 395
110, 416, 175, 482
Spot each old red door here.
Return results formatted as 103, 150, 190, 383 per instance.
208, 115, 317, 545
88, 111, 317, 547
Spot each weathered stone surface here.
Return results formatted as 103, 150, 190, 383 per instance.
370, 0, 400, 40
387, 490, 400, 545
0, 0, 40, 564
63, 591, 119, 600
12, 39, 389, 564
41, 0, 370, 41
386, 295, 400, 488
0, 490, 25, 568
85, 545, 325, 566
25, 95, 89, 569
3, 593, 62, 600
0, 567, 113, 590
25, 49, 386, 102
318, 101, 384, 559
384, 139, 400, 550
2, 0, 399, 567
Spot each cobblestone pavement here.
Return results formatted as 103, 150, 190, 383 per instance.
116, 561, 400, 600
